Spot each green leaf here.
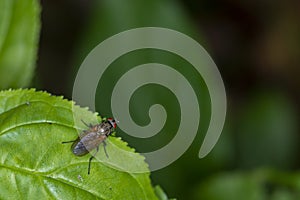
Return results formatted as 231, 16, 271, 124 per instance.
0, 0, 40, 89
0, 89, 158, 199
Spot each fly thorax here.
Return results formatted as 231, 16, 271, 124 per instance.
99, 128, 105, 133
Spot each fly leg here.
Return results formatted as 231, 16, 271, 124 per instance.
103, 141, 109, 158
62, 140, 76, 144
81, 119, 93, 128
88, 146, 99, 175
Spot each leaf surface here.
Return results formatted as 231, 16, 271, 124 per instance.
0, 0, 40, 89
0, 89, 158, 200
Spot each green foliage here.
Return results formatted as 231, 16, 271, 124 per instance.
0, 89, 159, 199
73, 0, 202, 73
0, 0, 40, 89
236, 90, 298, 169
193, 169, 300, 200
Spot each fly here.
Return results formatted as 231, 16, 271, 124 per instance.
62, 118, 117, 174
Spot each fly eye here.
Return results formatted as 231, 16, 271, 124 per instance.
113, 118, 119, 129
107, 118, 117, 129
112, 121, 117, 129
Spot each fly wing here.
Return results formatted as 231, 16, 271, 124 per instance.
80, 131, 107, 152
71, 126, 99, 156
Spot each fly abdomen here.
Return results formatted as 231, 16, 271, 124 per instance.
72, 140, 89, 156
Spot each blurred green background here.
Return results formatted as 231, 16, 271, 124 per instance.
16, 0, 300, 199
